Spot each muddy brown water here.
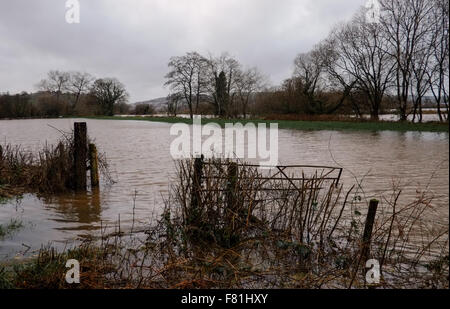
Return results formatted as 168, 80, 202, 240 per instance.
0, 118, 448, 259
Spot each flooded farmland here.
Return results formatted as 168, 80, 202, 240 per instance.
0, 118, 448, 259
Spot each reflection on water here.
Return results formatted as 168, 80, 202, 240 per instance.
0, 118, 448, 258
40, 189, 102, 229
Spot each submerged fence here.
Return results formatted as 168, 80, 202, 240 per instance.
191, 157, 343, 195
188, 156, 379, 281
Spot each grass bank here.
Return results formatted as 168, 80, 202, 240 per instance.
81, 116, 449, 133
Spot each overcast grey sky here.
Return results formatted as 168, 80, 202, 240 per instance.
0, 0, 367, 102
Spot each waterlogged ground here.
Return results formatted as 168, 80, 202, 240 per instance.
0, 118, 448, 259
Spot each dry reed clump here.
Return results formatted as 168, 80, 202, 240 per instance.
0, 132, 111, 196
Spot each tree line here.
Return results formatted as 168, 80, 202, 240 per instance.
165, 0, 448, 122
0, 71, 132, 119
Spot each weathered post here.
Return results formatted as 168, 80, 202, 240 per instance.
348, 198, 380, 288
361, 199, 379, 264
89, 143, 99, 188
74, 122, 87, 191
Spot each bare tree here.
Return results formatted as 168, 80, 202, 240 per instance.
235, 68, 265, 118
380, 0, 435, 121
37, 70, 70, 104
69, 72, 94, 112
291, 45, 354, 114
166, 92, 183, 117
90, 78, 128, 116
164, 52, 208, 119
427, 0, 449, 121
327, 10, 396, 119
292, 51, 324, 113
320, 39, 358, 115
410, 35, 434, 123
207, 53, 242, 117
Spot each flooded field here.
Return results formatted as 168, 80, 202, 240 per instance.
0, 118, 448, 259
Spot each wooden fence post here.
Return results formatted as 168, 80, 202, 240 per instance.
361, 199, 379, 264
74, 122, 87, 191
89, 143, 99, 188
348, 198, 380, 288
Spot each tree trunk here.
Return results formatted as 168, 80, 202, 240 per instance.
370, 111, 379, 121
418, 99, 423, 123
437, 98, 443, 122
398, 101, 408, 121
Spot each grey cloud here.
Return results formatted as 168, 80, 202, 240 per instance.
0, 0, 366, 102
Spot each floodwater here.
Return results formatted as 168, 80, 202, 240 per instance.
0, 118, 448, 259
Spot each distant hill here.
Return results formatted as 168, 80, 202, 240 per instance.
131, 97, 168, 111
